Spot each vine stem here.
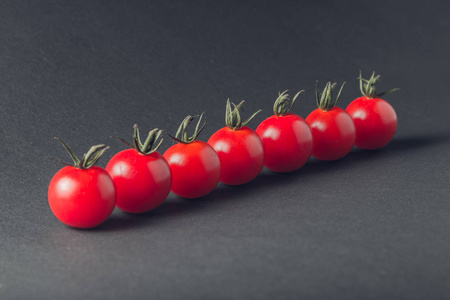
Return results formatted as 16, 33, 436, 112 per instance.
359, 70, 399, 99
225, 99, 262, 130
53, 137, 109, 169
167, 113, 206, 144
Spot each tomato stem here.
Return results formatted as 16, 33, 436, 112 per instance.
111, 125, 164, 155
273, 90, 304, 116
54, 137, 109, 169
315, 81, 346, 111
358, 70, 399, 99
80, 144, 110, 169
133, 125, 164, 154
225, 99, 262, 130
168, 112, 206, 144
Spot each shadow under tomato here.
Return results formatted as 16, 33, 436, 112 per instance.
76, 211, 143, 232
91, 190, 231, 232
93, 132, 450, 232
273, 131, 450, 178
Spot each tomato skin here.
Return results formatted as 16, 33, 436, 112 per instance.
306, 107, 356, 161
48, 166, 116, 228
208, 126, 264, 185
346, 96, 397, 150
164, 140, 220, 198
256, 113, 312, 173
106, 149, 171, 213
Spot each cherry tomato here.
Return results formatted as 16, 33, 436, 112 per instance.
48, 139, 116, 228
208, 99, 264, 185
305, 82, 356, 161
165, 140, 221, 198
256, 90, 312, 173
346, 71, 398, 150
164, 114, 221, 198
106, 126, 171, 213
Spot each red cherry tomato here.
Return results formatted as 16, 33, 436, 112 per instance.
346, 71, 398, 150
305, 81, 356, 161
346, 97, 397, 149
257, 113, 312, 172
106, 149, 171, 213
306, 107, 355, 161
164, 140, 221, 198
164, 114, 221, 198
106, 126, 171, 213
48, 140, 115, 228
49, 166, 116, 228
209, 126, 264, 185
208, 99, 264, 185
256, 90, 312, 173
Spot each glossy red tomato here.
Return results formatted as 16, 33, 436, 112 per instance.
346, 72, 398, 150
106, 126, 171, 213
209, 126, 264, 185
256, 90, 312, 173
208, 99, 264, 185
164, 114, 221, 198
49, 166, 116, 228
257, 113, 312, 172
164, 140, 221, 198
106, 149, 171, 213
306, 81, 356, 161
48, 140, 115, 228
346, 97, 397, 149
306, 107, 355, 161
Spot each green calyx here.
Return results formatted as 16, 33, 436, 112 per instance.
273, 89, 304, 116
225, 99, 262, 130
112, 125, 164, 155
54, 137, 109, 169
168, 112, 206, 144
359, 70, 399, 99
315, 81, 346, 111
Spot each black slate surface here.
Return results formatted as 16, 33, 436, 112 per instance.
1, 1, 450, 299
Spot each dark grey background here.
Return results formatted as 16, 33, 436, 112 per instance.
1, 1, 450, 299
